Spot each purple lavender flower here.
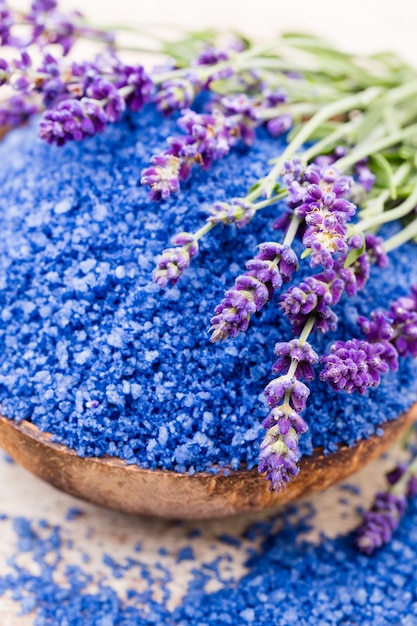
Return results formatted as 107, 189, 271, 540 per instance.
155, 78, 195, 115
117, 65, 154, 111
153, 232, 199, 288
355, 159, 376, 193
357, 310, 395, 342
207, 199, 256, 228
280, 159, 357, 270
140, 155, 181, 202
0, 1, 13, 46
264, 377, 310, 412
280, 272, 342, 334
266, 114, 293, 137
303, 210, 349, 269
365, 233, 389, 268
39, 99, 107, 145
3, 50, 153, 136
210, 243, 298, 342
262, 405, 308, 435
281, 158, 306, 186
259, 376, 310, 491
86, 77, 125, 122
320, 338, 391, 394
356, 491, 407, 554
258, 424, 300, 491
388, 288, 417, 357
143, 96, 265, 198
357, 457, 417, 555
0, 95, 39, 127
272, 340, 318, 381
196, 45, 230, 66
262, 87, 287, 107
3, 0, 114, 55
358, 286, 417, 359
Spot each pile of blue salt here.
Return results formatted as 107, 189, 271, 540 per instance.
1, 501, 417, 625
0, 107, 415, 473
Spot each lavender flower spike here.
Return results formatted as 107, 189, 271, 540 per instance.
258, 423, 300, 491
320, 338, 391, 395
356, 492, 407, 555
153, 232, 198, 288
210, 243, 298, 342
272, 339, 318, 381
140, 155, 181, 201
208, 198, 256, 228
155, 78, 195, 116
39, 99, 107, 146
264, 377, 310, 412
259, 383, 310, 491
357, 456, 417, 554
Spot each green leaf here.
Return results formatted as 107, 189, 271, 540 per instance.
300, 248, 312, 259
248, 182, 261, 194
369, 153, 396, 199
344, 234, 365, 268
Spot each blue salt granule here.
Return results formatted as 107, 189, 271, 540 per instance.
176, 546, 195, 563
0, 109, 415, 473
2, 505, 417, 624
65, 508, 84, 521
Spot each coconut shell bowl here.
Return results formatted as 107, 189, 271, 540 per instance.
0, 405, 415, 519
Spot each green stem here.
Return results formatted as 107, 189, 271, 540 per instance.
383, 216, 417, 252
283, 216, 301, 247
253, 191, 288, 209
301, 118, 360, 162
356, 181, 417, 232
263, 86, 381, 196
335, 123, 417, 172
256, 103, 322, 121
193, 221, 216, 241
152, 42, 282, 85
299, 315, 316, 344
285, 314, 316, 382
359, 162, 412, 218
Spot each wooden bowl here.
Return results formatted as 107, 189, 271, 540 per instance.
0, 405, 415, 519
0, 126, 415, 518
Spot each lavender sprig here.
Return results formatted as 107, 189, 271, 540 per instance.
210, 242, 298, 342
0, 0, 114, 53
259, 317, 317, 491
1, 50, 154, 143
153, 192, 287, 287
356, 458, 417, 555
321, 285, 417, 395
141, 98, 262, 201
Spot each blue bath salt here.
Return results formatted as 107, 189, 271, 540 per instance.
0, 108, 415, 473
2, 503, 417, 624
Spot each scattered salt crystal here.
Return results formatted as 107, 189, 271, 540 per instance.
54, 198, 73, 214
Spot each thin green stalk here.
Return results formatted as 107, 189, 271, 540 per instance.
253, 192, 288, 209
356, 180, 417, 232
256, 103, 322, 121
359, 162, 412, 218
283, 216, 301, 247
383, 217, 417, 252
335, 123, 417, 172
263, 86, 382, 196
301, 117, 360, 162
284, 315, 316, 390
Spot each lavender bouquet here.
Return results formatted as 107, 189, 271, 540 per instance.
1, 0, 417, 552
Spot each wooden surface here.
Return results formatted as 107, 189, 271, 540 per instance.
0, 406, 416, 518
